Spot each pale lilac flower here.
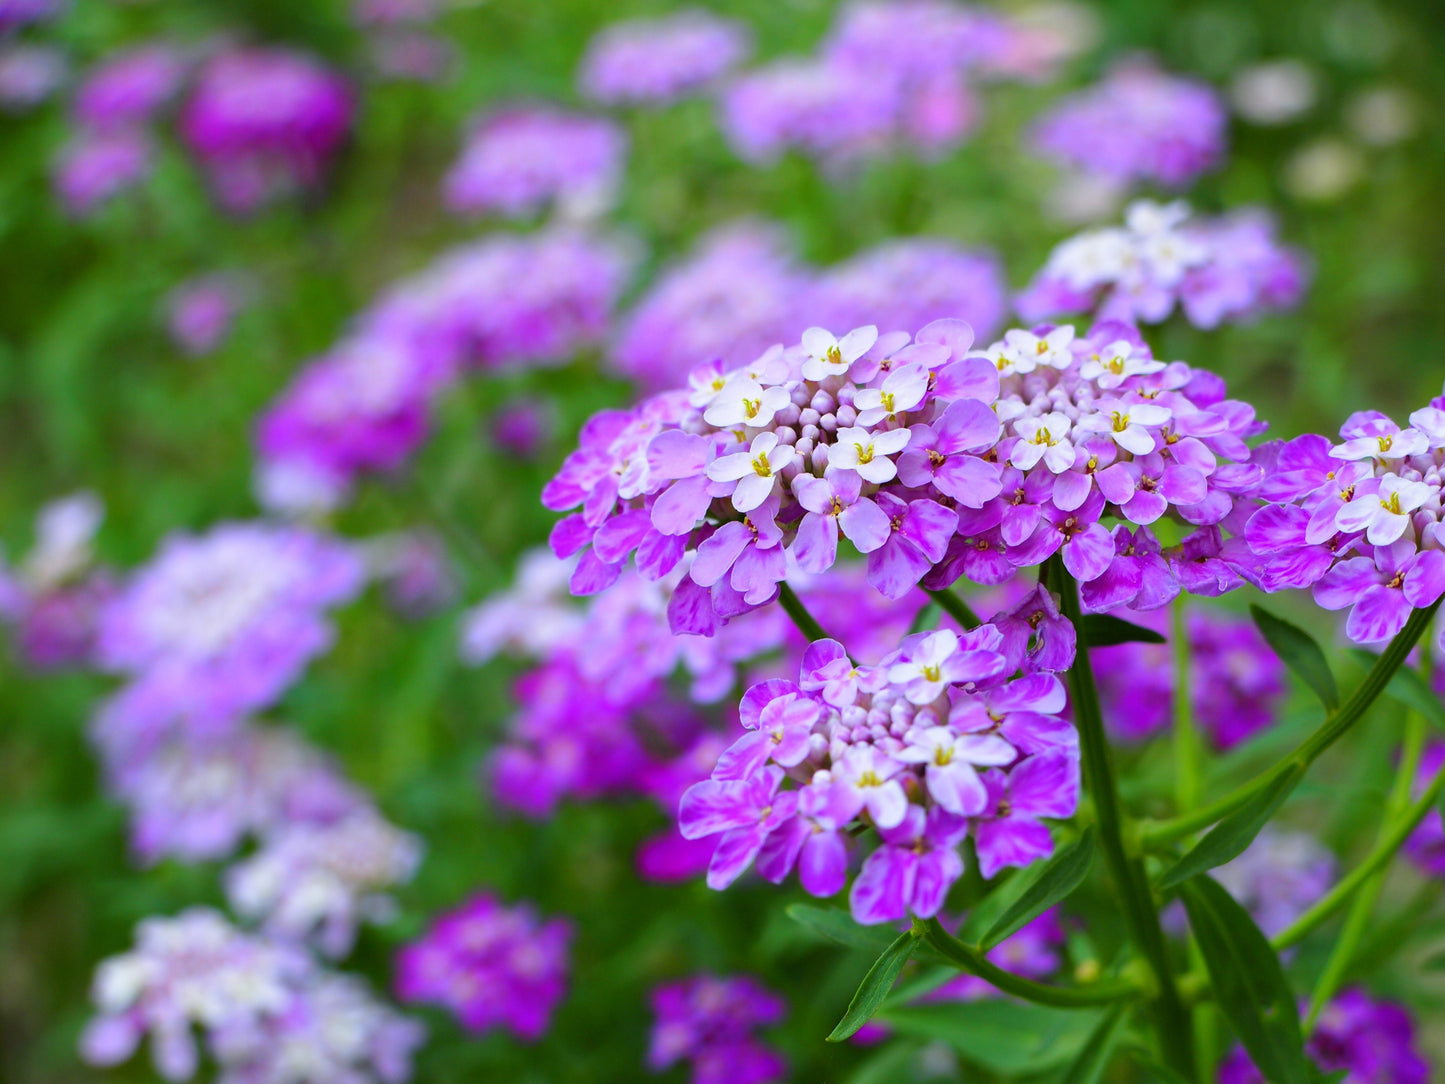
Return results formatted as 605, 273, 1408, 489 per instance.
443, 106, 625, 219
79, 909, 308, 1082
225, 809, 421, 958
854, 362, 929, 426
0, 43, 65, 111
790, 469, 890, 573
53, 127, 153, 215
166, 275, 244, 356
972, 750, 1078, 879
850, 804, 968, 923
1011, 412, 1075, 472
1075, 398, 1171, 455
895, 723, 1014, 814
579, 10, 751, 106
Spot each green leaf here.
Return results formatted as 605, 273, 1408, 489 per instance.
982, 826, 1096, 950
1124, 1050, 1194, 1084
1180, 876, 1311, 1084
907, 601, 941, 635
1079, 614, 1167, 647
879, 1000, 1106, 1075
826, 928, 919, 1042
846, 1039, 924, 1084
1251, 605, 1339, 711
1157, 762, 1305, 890
1311, 1071, 1348, 1084
787, 904, 903, 954
1058, 1003, 1128, 1084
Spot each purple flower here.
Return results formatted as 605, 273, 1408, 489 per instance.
442, 106, 626, 219
679, 766, 799, 889
647, 974, 786, 1084
52, 127, 153, 216
895, 723, 1013, 814
867, 492, 957, 599
850, 804, 969, 923
973, 751, 1079, 879
579, 10, 752, 106
791, 468, 891, 573
0, 44, 66, 112
178, 48, 355, 213
73, 45, 187, 130
1219, 989, 1429, 1084
1214, 828, 1335, 938
395, 893, 571, 1040
1405, 744, 1445, 877
166, 275, 244, 357
1031, 59, 1227, 188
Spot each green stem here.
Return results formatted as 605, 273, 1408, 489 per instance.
1273, 748, 1445, 953
924, 587, 982, 629
1304, 709, 1430, 1028
1173, 600, 1202, 814
919, 919, 1140, 1008
1140, 600, 1442, 848
1056, 564, 1196, 1081
1171, 600, 1216, 1081
777, 582, 834, 643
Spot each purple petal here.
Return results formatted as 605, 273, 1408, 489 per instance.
799, 829, 849, 898
839, 498, 892, 554
849, 846, 912, 925
1345, 585, 1411, 644
707, 825, 767, 889
973, 818, 1054, 880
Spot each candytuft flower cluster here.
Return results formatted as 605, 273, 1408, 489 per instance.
547, 316, 1264, 631
679, 620, 1080, 922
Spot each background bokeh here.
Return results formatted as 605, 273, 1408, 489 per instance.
2, 0, 1444, 1081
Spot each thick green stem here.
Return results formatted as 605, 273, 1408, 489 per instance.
777, 582, 834, 643
1057, 565, 1196, 1081
1304, 709, 1430, 1028
1276, 747, 1445, 950
919, 919, 1140, 1008
925, 586, 982, 629
1140, 600, 1442, 848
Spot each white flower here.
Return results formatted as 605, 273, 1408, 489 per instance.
1011, 412, 1075, 473
828, 425, 911, 484
1001, 326, 1075, 373
701, 376, 792, 429
1079, 340, 1166, 389
800, 325, 877, 381
706, 431, 797, 512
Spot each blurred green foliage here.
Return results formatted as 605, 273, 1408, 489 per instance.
2, 0, 1445, 1081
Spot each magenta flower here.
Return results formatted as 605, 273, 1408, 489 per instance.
867, 493, 957, 599
579, 10, 751, 106
973, 750, 1079, 879
1313, 545, 1445, 644
395, 893, 571, 1041
896, 724, 1014, 814
647, 975, 786, 1084
895, 398, 1002, 505
850, 805, 969, 923
679, 766, 799, 889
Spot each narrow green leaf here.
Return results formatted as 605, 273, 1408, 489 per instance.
982, 826, 1096, 949
787, 903, 900, 954
1251, 605, 1339, 710
826, 928, 919, 1042
1079, 613, 1167, 647
1058, 1003, 1128, 1084
879, 1000, 1106, 1074
1125, 1050, 1193, 1084
1180, 876, 1310, 1084
1158, 763, 1305, 890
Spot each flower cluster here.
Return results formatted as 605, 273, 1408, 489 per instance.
256, 229, 630, 511
226, 809, 422, 958
647, 974, 787, 1084
610, 224, 1008, 392
1245, 394, 1445, 645
53, 126, 153, 216
719, 0, 1071, 166
464, 551, 926, 880
578, 9, 752, 107
352, 0, 453, 84
105, 721, 364, 865
0, 491, 113, 668
79, 909, 422, 1084
442, 106, 626, 220
547, 317, 1264, 633
178, 48, 355, 213
166, 274, 246, 357
92, 522, 364, 744
679, 624, 1080, 923
0, 42, 66, 112
394, 893, 573, 1040
1093, 605, 1287, 748
72, 43, 187, 130
1219, 989, 1429, 1084
1030, 58, 1227, 189
1017, 200, 1308, 329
